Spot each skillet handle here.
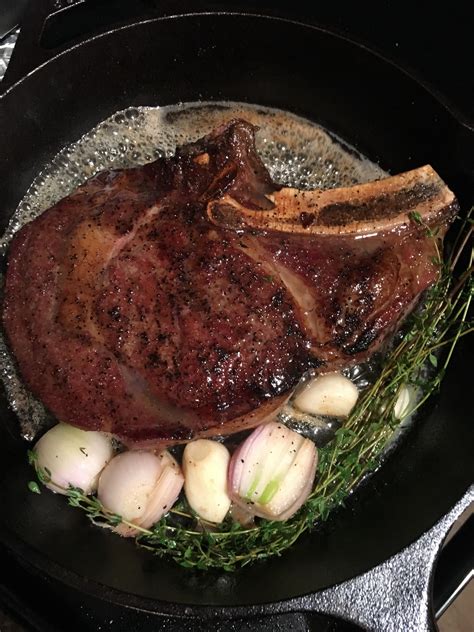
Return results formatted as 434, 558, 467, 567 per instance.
432, 512, 474, 619
294, 487, 474, 632
1, 0, 85, 89
1, 0, 199, 89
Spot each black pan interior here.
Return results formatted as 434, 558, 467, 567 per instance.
0, 13, 473, 614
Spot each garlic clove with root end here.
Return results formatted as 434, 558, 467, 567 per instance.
34, 422, 114, 495
293, 372, 359, 418
183, 439, 231, 523
229, 421, 318, 521
97, 450, 184, 537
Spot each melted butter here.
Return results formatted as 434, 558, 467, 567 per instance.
0, 101, 387, 440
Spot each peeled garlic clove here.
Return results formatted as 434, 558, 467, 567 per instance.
97, 449, 183, 536
293, 372, 359, 418
394, 384, 417, 420
228, 422, 318, 521
34, 422, 114, 495
183, 440, 231, 523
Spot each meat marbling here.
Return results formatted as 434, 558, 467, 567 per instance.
2, 120, 458, 445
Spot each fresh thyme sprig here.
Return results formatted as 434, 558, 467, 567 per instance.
27, 211, 473, 571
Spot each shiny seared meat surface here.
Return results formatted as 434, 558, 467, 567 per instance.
2, 120, 457, 445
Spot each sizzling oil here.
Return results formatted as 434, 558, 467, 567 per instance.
0, 101, 386, 439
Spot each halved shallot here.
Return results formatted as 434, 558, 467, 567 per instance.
97, 450, 184, 536
228, 422, 318, 521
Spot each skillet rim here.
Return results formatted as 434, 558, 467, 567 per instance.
0, 10, 472, 613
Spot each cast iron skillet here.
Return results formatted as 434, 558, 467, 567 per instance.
0, 1, 473, 628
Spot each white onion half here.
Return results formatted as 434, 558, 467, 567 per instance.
97, 450, 184, 536
228, 422, 318, 521
34, 423, 114, 495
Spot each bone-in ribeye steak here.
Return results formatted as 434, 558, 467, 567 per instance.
2, 120, 457, 445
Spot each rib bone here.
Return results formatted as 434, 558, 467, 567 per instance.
207, 165, 457, 236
